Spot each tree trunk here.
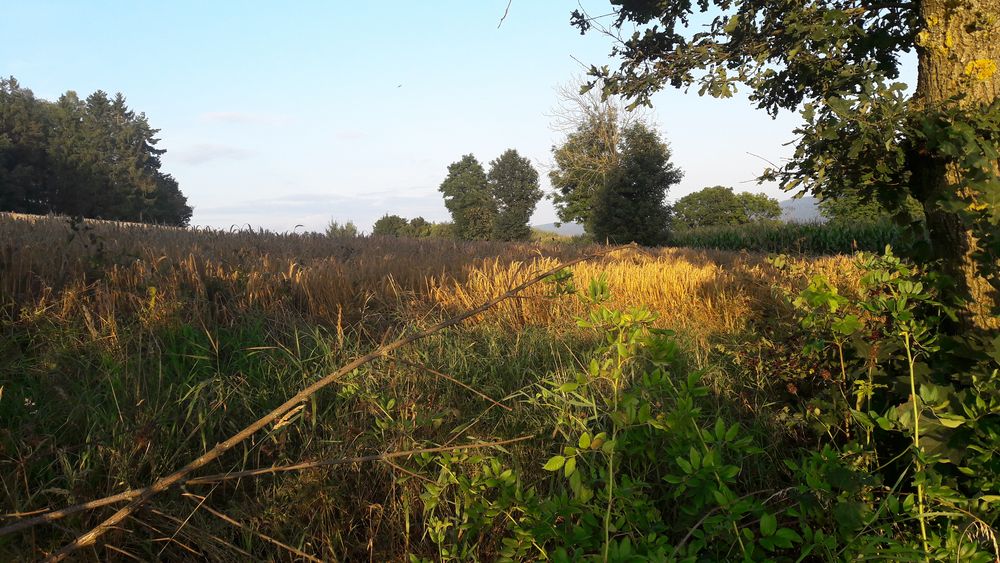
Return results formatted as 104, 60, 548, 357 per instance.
913, 0, 1000, 326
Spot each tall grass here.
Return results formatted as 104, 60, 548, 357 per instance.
668, 220, 902, 254
0, 212, 875, 560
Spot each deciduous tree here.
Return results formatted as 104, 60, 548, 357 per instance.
439, 154, 496, 240
572, 0, 999, 314
372, 214, 409, 237
487, 149, 541, 241
673, 186, 781, 228
550, 86, 681, 243
590, 123, 681, 244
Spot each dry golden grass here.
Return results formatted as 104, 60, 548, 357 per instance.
0, 212, 862, 348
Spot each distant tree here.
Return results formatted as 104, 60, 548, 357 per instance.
738, 192, 783, 224
0, 77, 192, 225
325, 220, 359, 237
673, 186, 780, 228
402, 216, 433, 238
439, 154, 495, 240
487, 149, 541, 241
550, 83, 680, 244
0, 78, 50, 214
673, 186, 743, 229
429, 221, 455, 239
372, 214, 409, 236
589, 123, 681, 244
549, 84, 635, 232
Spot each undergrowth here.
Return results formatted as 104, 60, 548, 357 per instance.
2, 215, 998, 561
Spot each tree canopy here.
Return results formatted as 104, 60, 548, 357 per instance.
550, 94, 681, 244
325, 220, 359, 238
0, 77, 192, 225
572, 0, 999, 312
438, 150, 543, 241
487, 149, 541, 241
673, 186, 781, 229
438, 154, 496, 240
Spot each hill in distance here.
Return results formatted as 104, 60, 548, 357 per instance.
780, 196, 824, 223
533, 221, 586, 236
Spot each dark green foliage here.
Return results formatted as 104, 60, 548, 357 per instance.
487, 149, 541, 241
0, 77, 192, 225
551, 116, 682, 244
439, 154, 495, 240
590, 123, 681, 245
818, 189, 925, 225
372, 214, 409, 236
405, 216, 433, 238
670, 221, 902, 254
673, 186, 782, 229
372, 214, 449, 238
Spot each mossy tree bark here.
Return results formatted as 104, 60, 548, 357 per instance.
913, 0, 999, 320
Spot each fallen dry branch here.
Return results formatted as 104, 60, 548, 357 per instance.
0, 490, 143, 538
185, 434, 534, 485
35, 247, 618, 561
394, 358, 513, 411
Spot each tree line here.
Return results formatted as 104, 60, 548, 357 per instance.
0, 77, 192, 226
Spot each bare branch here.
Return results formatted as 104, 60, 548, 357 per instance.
184, 434, 534, 485
498, 0, 513, 28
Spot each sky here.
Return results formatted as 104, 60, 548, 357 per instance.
2, 1, 833, 232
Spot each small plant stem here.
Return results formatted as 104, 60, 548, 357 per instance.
904, 331, 929, 559
836, 340, 847, 383
691, 417, 746, 556
603, 334, 624, 563
836, 339, 852, 438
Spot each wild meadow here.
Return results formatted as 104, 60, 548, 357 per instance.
1, 212, 998, 561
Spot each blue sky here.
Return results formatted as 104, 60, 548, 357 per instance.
3, 1, 852, 232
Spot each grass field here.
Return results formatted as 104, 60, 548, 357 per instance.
1, 212, 997, 561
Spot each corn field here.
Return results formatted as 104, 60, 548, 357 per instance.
668, 220, 903, 255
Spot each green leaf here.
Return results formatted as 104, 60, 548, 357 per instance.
760, 513, 777, 537
578, 432, 592, 449
690, 447, 702, 470
832, 314, 862, 335
543, 456, 566, 471
775, 528, 802, 543
725, 422, 740, 442
564, 457, 577, 478
676, 457, 693, 474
